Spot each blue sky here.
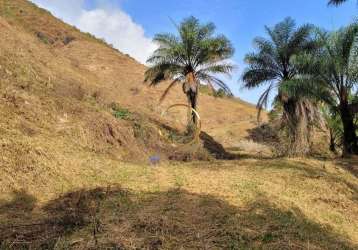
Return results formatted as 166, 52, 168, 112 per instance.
32, 0, 357, 106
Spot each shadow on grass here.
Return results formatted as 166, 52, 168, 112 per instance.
141, 117, 238, 161
199, 131, 237, 159
145, 117, 276, 161
245, 124, 280, 145
260, 160, 358, 200
0, 190, 37, 215
0, 187, 356, 249
200, 132, 275, 160
258, 160, 327, 177
334, 157, 358, 178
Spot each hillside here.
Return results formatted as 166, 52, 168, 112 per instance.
0, 0, 263, 148
0, 0, 357, 249
0, 0, 270, 181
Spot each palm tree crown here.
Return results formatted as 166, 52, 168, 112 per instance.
242, 17, 315, 115
145, 16, 235, 126
242, 17, 318, 156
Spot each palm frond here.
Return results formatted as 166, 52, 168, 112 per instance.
256, 83, 275, 121
242, 68, 278, 89
288, 24, 315, 54
196, 62, 235, 76
245, 52, 282, 74
348, 32, 358, 80
144, 62, 183, 85
242, 17, 316, 100
159, 78, 182, 103
196, 72, 233, 96
279, 78, 334, 105
328, 0, 349, 6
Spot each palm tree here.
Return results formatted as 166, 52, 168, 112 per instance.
293, 23, 358, 156
145, 16, 235, 130
242, 17, 317, 156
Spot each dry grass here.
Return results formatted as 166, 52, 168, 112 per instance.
0, 0, 269, 151
0, 158, 357, 249
227, 139, 273, 158
0, 1, 357, 249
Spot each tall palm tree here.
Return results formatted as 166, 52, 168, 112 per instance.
292, 23, 358, 156
145, 16, 235, 130
242, 17, 317, 156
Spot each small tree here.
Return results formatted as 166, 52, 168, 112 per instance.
145, 16, 235, 131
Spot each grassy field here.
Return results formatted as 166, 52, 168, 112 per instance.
1, 158, 357, 249
0, 1, 357, 249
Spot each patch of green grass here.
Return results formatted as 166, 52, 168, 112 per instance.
112, 105, 131, 120
173, 172, 186, 188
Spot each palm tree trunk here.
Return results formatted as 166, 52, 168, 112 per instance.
284, 99, 311, 157
339, 102, 358, 156
290, 111, 310, 157
187, 89, 198, 123
184, 72, 199, 134
186, 88, 198, 134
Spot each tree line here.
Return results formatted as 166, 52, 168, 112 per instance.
145, 0, 357, 157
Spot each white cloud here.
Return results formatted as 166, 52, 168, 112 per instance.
30, 0, 85, 24
77, 9, 157, 63
30, 0, 157, 64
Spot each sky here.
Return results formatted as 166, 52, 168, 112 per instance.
30, 0, 357, 106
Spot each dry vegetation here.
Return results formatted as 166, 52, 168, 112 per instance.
0, 0, 357, 249
0, 159, 357, 249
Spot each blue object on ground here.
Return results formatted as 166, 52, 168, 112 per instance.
149, 155, 160, 165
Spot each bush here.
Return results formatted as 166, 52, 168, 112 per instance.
36, 31, 53, 44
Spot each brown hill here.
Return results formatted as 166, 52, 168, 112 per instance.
0, 0, 272, 192
0, 0, 266, 161
1, 1, 357, 249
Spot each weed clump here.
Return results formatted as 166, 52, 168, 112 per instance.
36, 31, 53, 44
110, 102, 131, 120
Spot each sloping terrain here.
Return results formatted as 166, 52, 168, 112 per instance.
0, 0, 357, 249
0, 0, 263, 144
0, 0, 271, 182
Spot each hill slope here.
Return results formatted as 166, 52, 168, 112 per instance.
0, 1, 357, 249
0, 0, 263, 146
0, 0, 270, 186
